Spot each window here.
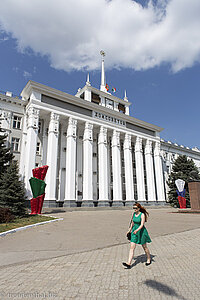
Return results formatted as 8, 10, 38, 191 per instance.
80, 93, 84, 99
91, 92, 100, 104
38, 121, 42, 134
11, 137, 20, 151
36, 142, 40, 155
171, 154, 175, 162
118, 103, 125, 114
13, 116, 22, 129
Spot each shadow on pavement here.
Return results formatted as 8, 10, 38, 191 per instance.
132, 254, 156, 267
123, 254, 156, 269
144, 279, 187, 300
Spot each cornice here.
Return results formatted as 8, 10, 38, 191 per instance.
161, 140, 200, 156
0, 93, 27, 106
21, 80, 163, 133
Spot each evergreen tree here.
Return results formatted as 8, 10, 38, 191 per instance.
167, 155, 200, 207
0, 134, 14, 177
0, 161, 27, 217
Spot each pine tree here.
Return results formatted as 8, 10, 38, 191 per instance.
0, 162, 27, 217
167, 155, 200, 207
0, 134, 14, 177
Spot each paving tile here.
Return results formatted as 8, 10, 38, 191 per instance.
1, 217, 200, 299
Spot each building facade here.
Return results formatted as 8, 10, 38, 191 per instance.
1, 58, 200, 207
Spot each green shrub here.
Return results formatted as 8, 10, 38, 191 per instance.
0, 207, 15, 223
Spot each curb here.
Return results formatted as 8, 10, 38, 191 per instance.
42, 205, 172, 213
0, 217, 63, 237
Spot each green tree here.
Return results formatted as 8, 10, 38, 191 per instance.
0, 161, 27, 217
0, 134, 14, 176
167, 155, 200, 207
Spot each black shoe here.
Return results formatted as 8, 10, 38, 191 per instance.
145, 261, 151, 266
122, 262, 131, 269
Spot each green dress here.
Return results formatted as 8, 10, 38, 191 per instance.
131, 212, 151, 244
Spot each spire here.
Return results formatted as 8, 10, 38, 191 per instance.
100, 50, 107, 92
124, 90, 128, 101
86, 73, 91, 86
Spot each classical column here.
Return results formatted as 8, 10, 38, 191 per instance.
135, 136, 146, 201
24, 106, 39, 197
98, 126, 109, 203
64, 118, 77, 205
145, 140, 156, 202
19, 114, 27, 180
82, 122, 93, 202
112, 130, 122, 203
154, 141, 165, 201
41, 119, 48, 165
45, 112, 59, 203
123, 133, 134, 202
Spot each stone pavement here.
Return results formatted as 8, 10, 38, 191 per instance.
0, 207, 200, 299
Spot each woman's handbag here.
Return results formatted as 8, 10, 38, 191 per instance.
127, 231, 131, 241
126, 213, 133, 241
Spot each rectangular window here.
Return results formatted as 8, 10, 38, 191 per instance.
38, 121, 42, 134
118, 103, 125, 114
11, 137, 20, 151
91, 92, 100, 104
13, 116, 22, 129
36, 142, 40, 155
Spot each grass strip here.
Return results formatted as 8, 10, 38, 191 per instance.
0, 215, 56, 233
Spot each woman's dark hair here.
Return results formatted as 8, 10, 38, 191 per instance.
134, 202, 149, 222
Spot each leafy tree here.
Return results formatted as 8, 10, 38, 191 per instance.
0, 161, 27, 217
0, 134, 14, 176
167, 155, 200, 207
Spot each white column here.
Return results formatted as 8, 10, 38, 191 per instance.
64, 118, 77, 201
154, 141, 165, 201
24, 106, 39, 196
42, 119, 48, 165
45, 112, 59, 201
19, 114, 27, 180
135, 136, 146, 201
112, 130, 122, 201
82, 122, 93, 201
98, 126, 109, 201
124, 133, 134, 201
145, 140, 156, 201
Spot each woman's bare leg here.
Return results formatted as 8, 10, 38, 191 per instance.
142, 243, 151, 263
127, 242, 136, 265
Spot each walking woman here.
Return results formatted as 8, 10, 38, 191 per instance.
123, 203, 151, 269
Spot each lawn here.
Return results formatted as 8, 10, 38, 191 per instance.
0, 214, 57, 233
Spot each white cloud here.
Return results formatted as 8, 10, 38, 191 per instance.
23, 71, 32, 79
0, 36, 9, 42
0, 0, 200, 72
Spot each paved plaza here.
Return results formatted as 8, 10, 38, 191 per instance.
0, 207, 200, 299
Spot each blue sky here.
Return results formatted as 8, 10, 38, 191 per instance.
0, 0, 200, 149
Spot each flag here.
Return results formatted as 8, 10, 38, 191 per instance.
112, 87, 116, 93
105, 84, 109, 91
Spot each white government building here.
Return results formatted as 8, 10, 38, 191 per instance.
1, 54, 200, 207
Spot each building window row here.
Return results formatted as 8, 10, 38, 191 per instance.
11, 137, 20, 152
13, 115, 22, 129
